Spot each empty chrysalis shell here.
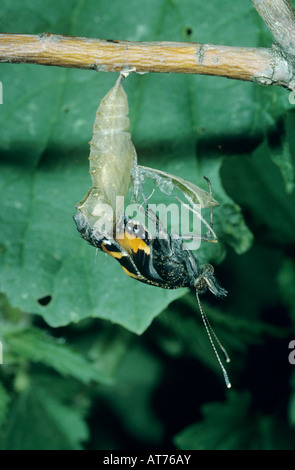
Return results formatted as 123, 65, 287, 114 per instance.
76, 75, 137, 228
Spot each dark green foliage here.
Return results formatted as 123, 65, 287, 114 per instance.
0, 0, 295, 450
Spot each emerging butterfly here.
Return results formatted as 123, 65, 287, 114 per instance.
74, 74, 231, 388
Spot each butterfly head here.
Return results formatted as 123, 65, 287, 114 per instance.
194, 263, 228, 298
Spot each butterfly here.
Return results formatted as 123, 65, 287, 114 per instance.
74, 196, 231, 389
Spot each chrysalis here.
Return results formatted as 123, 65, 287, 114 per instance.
75, 75, 137, 230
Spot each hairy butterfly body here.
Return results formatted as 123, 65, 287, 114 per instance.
74, 211, 227, 295
74, 208, 231, 388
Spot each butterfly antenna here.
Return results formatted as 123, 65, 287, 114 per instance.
138, 180, 167, 237
204, 312, 231, 364
174, 196, 218, 242
196, 293, 231, 388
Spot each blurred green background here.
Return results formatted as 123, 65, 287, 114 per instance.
1, 0, 295, 450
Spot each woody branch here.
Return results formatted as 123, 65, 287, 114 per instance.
0, 0, 294, 90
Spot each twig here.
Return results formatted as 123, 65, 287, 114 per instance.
252, 0, 295, 89
0, 33, 290, 88
0, 0, 295, 90
252, 0, 295, 53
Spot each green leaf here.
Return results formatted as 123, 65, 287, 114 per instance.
4, 326, 110, 384
221, 135, 295, 247
0, 381, 10, 431
289, 371, 295, 427
270, 136, 294, 195
0, 0, 291, 335
278, 259, 295, 323
1, 0, 295, 452
174, 392, 251, 450
174, 391, 295, 450
1, 384, 88, 450
198, 158, 253, 256
98, 343, 165, 445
